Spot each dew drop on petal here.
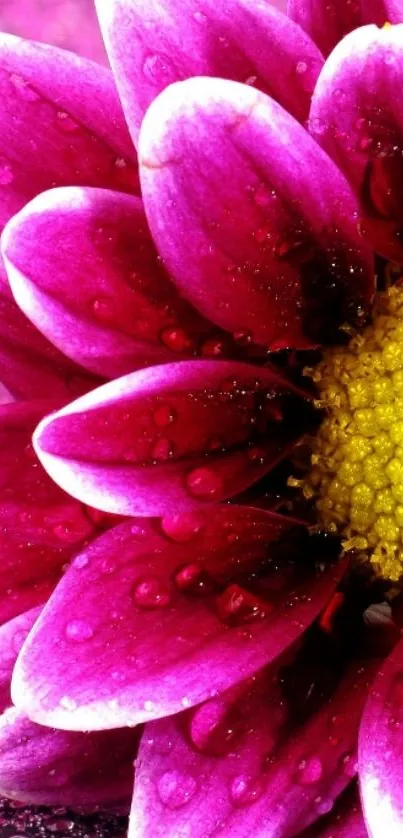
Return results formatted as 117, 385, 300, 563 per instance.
161, 512, 203, 542
73, 553, 90, 570
157, 770, 197, 809
91, 297, 115, 324
341, 752, 357, 778
151, 437, 174, 461
153, 404, 176, 427
296, 756, 323, 785
132, 576, 171, 609
56, 110, 79, 132
193, 10, 207, 23
230, 774, 265, 807
296, 60, 308, 74
186, 467, 223, 499
160, 326, 194, 353
0, 164, 14, 185
65, 620, 94, 642
216, 584, 272, 626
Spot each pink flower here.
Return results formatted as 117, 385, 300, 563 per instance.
0, 1, 403, 835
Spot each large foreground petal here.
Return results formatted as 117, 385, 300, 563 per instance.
33, 361, 310, 516
11, 510, 343, 730
139, 78, 373, 350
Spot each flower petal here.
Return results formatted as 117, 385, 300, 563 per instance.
33, 361, 311, 516
361, 0, 403, 25
310, 24, 403, 262
11, 509, 343, 730
301, 786, 367, 837
0, 32, 138, 237
359, 634, 403, 837
2, 187, 231, 379
0, 607, 41, 713
0, 401, 94, 624
0, 707, 138, 811
139, 77, 373, 350
130, 637, 374, 837
96, 0, 324, 142
287, 0, 363, 57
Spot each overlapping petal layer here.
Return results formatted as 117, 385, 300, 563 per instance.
96, 0, 324, 142
287, 0, 363, 57
310, 24, 403, 262
2, 187, 231, 379
302, 786, 367, 837
361, 0, 403, 25
359, 635, 403, 837
139, 78, 373, 350
11, 509, 343, 730
131, 640, 375, 837
0, 401, 94, 623
0, 607, 41, 712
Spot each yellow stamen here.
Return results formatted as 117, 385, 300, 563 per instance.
303, 284, 403, 582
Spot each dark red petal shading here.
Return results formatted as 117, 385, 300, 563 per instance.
359, 634, 403, 836
0, 607, 41, 712
96, 0, 324, 142
11, 509, 343, 730
361, 0, 403, 25
0, 707, 139, 812
0, 400, 94, 624
310, 23, 403, 262
139, 78, 373, 350
130, 651, 374, 836
2, 187, 231, 379
287, 0, 363, 57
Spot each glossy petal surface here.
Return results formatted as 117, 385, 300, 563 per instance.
302, 786, 367, 837
0, 607, 41, 712
359, 634, 403, 837
2, 187, 223, 379
12, 510, 343, 730
96, 0, 324, 141
33, 361, 310, 516
0, 401, 93, 624
287, 0, 363, 56
310, 24, 403, 262
140, 78, 373, 350
361, 0, 403, 25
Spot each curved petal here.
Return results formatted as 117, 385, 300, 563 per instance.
0, 33, 138, 238
0, 400, 94, 624
139, 78, 373, 350
361, 0, 403, 25
0, 607, 41, 713
11, 509, 343, 730
0, 707, 138, 811
359, 634, 403, 837
310, 24, 403, 262
287, 0, 363, 57
301, 786, 367, 837
2, 187, 231, 379
130, 643, 374, 837
33, 360, 311, 516
96, 0, 324, 143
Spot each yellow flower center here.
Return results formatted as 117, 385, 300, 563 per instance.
303, 284, 403, 582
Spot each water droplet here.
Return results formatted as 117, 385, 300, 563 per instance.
65, 620, 94, 642
56, 110, 79, 132
161, 512, 203, 542
341, 752, 357, 778
10, 73, 39, 101
59, 696, 77, 711
151, 437, 174, 461
297, 756, 323, 785
230, 774, 264, 807
114, 157, 127, 169
153, 404, 176, 427
0, 164, 14, 185
296, 61, 307, 74
143, 53, 175, 82
309, 117, 326, 136
174, 563, 214, 595
91, 296, 115, 324
245, 75, 258, 86
186, 467, 223, 499
53, 523, 74, 541
315, 797, 334, 815
74, 553, 89, 569
132, 576, 171, 609
201, 337, 226, 357
161, 326, 194, 353
193, 10, 207, 23
216, 584, 272, 625
144, 699, 156, 713
157, 770, 197, 809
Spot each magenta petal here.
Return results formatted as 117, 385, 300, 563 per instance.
33, 360, 311, 515
0, 607, 41, 713
310, 24, 403, 262
130, 650, 373, 837
97, 0, 324, 140
0, 707, 138, 811
139, 78, 373, 350
301, 786, 367, 837
2, 187, 227, 379
0, 401, 94, 624
359, 635, 403, 836
11, 510, 343, 730
287, 0, 363, 57
361, 0, 403, 25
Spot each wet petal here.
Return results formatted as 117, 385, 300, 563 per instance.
2, 187, 229, 379
0, 707, 138, 811
287, 0, 363, 57
130, 642, 373, 836
96, 0, 324, 142
361, 0, 403, 25
0, 401, 94, 624
139, 77, 373, 350
33, 360, 311, 516
301, 786, 367, 837
11, 509, 343, 730
0, 33, 138, 238
0, 607, 41, 712
359, 634, 403, 836
310, 24, 403, 262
